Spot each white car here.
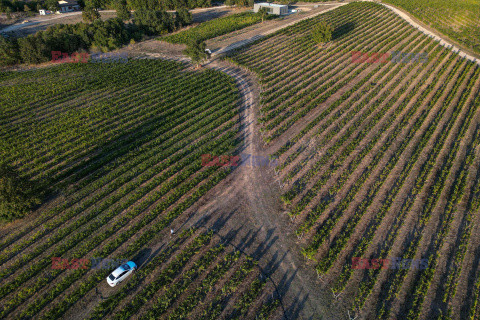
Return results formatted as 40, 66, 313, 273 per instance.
106, 261, 137, 287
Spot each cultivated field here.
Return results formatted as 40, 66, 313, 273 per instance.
0, 59, 283, 319
3, 1, 480, 319
162, 11, 267, 44
87, 227, 280, 319
382, 0, 480, 56
229, 2, 480, 319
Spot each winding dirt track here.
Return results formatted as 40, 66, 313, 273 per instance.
121, 2, 480, 318
5, 1, 477, 318
128, 47, 345, 319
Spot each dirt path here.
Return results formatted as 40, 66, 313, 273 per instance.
0, 6, 235, 37
118, 5, 349, 314
127, 48, 344, 319
112, 1, 480, 317
209, 3, 347, 57
0, 11, 116, 34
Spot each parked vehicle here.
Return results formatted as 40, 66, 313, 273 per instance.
106, 261, 137, 287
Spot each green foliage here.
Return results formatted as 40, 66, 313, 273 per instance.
8, 18, 131, 64
82, 5, 101, 23
17, 35, 51, 64
257, 7, 269, 23
23, 4, 34, 16
115, 0, 131, 21
175, 6, 192, 27
228, 2, 480, 319
311, 21, 333, 44
133, 8, 177, 35
5, 6, 12, 18
45, 0, 59, 11
0, 163, 42, 222
91, 18, 131, 51
0, 35, 20, 66
229, 0, 252, 7
383, 0, 480, 55
163, 12, 266, 44
0, 5, 192, 66
183, 38, 207, 67
0, 13, 182, 66
125, 0, 209, 11
0, 59, 241, 318
0, 0, 42, 12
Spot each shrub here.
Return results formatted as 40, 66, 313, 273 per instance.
0, 163, 43, 222
183, 38, 207, 67
311, 21, 333, 44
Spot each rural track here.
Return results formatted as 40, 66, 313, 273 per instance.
133, 51, 345, 319
210, 3, 348, 57
125, 1, 480, 318
2, 1, 477, 318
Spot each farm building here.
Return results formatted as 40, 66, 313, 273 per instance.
57, 0, 81, 13
253, 3, 288, 15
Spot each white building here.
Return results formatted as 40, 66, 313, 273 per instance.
253, 3, 288, 16
57, 0, 81, 13
39, 9, 54, 15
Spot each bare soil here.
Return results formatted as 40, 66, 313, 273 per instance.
116, 30, 348, 317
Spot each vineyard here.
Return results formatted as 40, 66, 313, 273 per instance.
382, 0, 480, 56
229, 2, 480, 319
162, 12, 268, 44
87, 228, 280, 320
0, 59, 282, 319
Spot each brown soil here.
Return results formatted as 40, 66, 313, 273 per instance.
112, 34, 349, 318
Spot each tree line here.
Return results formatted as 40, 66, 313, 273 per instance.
0, 7, 192, 65
0, 0, 212, 14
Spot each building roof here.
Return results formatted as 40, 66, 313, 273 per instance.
256, 2, 287, 7
58, 0, 79, 5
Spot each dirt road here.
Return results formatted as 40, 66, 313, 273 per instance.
208, 3, 347, 57
0, 6, 235, 37
125, 14, 349, 314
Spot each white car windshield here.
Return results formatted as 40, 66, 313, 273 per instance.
122, 264, 130, 270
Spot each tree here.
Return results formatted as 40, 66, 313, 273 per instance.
257, 7, 269, 23
175, 6, 192, 27
24, 4, 34, 16
133, 9, 176, 35
92, 18, 129, 50
0, 163, 42, 222
311, 21, 333, 45
183, 38, 207, 68
116, 0, 130, 21
17, 34, 50, 64
0, 35, 20, 65
45, 0, 59, 12
5, 6, 12, 19
82, 5, 100, 22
